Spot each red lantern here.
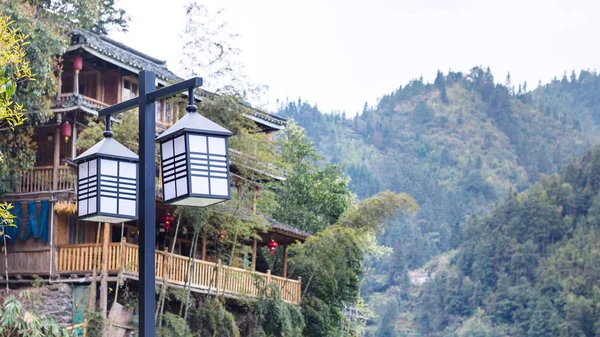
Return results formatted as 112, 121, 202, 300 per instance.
267, 239, 278, 256
161, 212, 174, 233
61, 121, 72, 143
73, 55, 83, 72
255, 185, 262, 199
218, 228, 227, 244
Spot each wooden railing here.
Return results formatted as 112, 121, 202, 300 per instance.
57, 242, 301, 304
56, 93, 110, 109
13, 166, 76, 194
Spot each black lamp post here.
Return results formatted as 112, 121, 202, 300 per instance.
85, 71, 231, 337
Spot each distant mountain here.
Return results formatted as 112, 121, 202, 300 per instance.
277, 67, 600, 335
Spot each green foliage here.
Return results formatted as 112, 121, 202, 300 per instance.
0, 294, 73, 337
411, 145, 600, 336
290, 191, 418, 336
188, 298, 239, 337
251, 284, 304, 337
25, 0, 128, 35
157, 312, 192, 337
0, 14, 33, 129
279, 68, 600, 336
273, 123, 352, 233
85, 312, 105, 337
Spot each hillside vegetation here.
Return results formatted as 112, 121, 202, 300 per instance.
278, 67, 600, 335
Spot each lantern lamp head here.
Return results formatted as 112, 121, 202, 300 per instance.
155, 99, 233, 207
74, 128, 139, 223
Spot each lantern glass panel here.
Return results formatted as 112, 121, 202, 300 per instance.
78, 159, 98, 217
189, 135, 207, 152
210, 178, 228, 196
120, 162, 136, 179
191, 176, 209, 194
162, 140, 173, 159
101, 159, 118, 176
208, 137, 226, 155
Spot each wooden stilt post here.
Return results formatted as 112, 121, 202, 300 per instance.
52, 113, 61, 191
71, 114, 77, 159
282, 245, 288, 278
251, 239, 257, 271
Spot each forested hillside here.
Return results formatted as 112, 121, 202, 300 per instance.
277, 68, 600, 335
416, 146, 600, 336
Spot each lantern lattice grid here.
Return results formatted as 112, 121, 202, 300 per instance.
75, 136, 139, 223
156, 101, 233, 207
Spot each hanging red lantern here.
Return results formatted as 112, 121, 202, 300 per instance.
73, 55, 83, 72
161, 212, 174, 233
61, 121, 72, 143
218, 228, 227, 244
267, 239, 278, 256
255, 185, 262, 199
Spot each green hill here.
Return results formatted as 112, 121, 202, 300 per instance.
277, 67, 600, 335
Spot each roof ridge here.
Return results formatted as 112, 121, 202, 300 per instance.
73, 28, 167, 66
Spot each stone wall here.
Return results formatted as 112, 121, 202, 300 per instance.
20, 284, 73, 325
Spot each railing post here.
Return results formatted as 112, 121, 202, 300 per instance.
120, 237, 127, 271
297, 277, 302, 304
163, 248, 169, 281
251, 239, 257, 271
217, 259, 223, 295
266, 269, 272, 296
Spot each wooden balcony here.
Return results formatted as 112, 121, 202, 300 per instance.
11, 166, 77, 194
55, 93, 110, 111
56, 242, 301, 304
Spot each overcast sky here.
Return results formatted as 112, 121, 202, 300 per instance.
112, 0, 599, 116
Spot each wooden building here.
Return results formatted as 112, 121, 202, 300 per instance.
0, 29, 304, 307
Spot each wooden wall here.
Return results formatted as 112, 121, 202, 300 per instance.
103, 69, 121, 105
0, 201, 51, 276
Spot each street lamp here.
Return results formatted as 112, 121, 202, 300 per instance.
156, 90, 232, 206
77, 72, 223, 337
74, 117, 138, 223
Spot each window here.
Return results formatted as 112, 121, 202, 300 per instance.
68, 217, 86, 244
123, 79, 138, 100
165, 103, 172, 124
156, 100, 163, 122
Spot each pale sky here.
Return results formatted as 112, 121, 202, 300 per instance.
112, 0, 600, 116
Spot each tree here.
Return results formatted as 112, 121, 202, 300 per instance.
290, 191, 418, 336
0, 15, 32, 130
179, 1, 265, 101
527, 297, 559, 337
24, 0, 128, 35
273, 123, 352, 233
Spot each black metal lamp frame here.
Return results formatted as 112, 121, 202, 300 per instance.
98, 71, 203, 337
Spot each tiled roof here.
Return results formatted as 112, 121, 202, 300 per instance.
69, 29, 181, 82
264, 217, 310, 240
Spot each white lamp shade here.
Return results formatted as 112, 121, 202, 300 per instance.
159, 132, 231, 206
75, 137, 139, 223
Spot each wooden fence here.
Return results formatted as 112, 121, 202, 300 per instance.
14, 166, 76, 193
57, 242, 301, 304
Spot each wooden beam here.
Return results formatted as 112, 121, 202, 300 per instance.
251, 239, 257, 271
282, 245, 288, 278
